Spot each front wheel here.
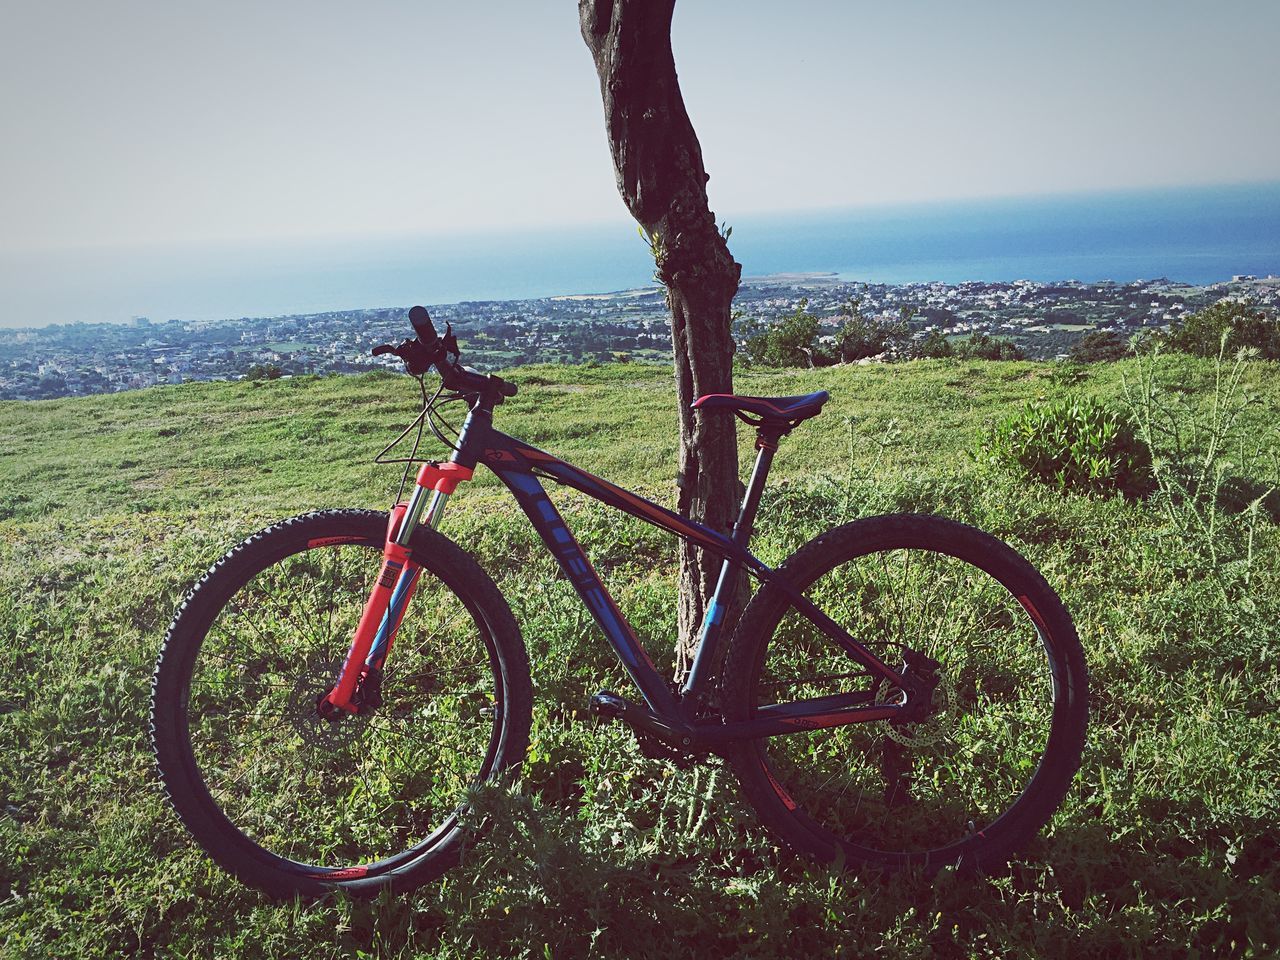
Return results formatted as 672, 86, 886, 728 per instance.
723, 514, 1088, 872
150, 509, 532, 898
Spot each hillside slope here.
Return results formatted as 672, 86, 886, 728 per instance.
2, 359, 1278, 958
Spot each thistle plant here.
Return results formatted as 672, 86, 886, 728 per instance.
1122, 337, 1278, 588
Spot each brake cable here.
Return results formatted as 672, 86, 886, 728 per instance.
373, 375, 434, 505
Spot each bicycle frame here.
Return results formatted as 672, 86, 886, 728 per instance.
325, 399, 915, 747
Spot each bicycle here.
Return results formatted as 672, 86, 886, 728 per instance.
150, 306, 1088, 899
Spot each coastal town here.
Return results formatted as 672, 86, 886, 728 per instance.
2, 274, 1277, 400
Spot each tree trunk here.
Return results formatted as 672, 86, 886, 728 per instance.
579, 0, 745, 673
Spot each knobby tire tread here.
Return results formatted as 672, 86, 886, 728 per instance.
150, 509, 532, 899
721, 513, 1088, 873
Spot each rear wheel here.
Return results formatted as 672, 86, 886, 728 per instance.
151, 509, 532, 898
723, 514, 1087, 872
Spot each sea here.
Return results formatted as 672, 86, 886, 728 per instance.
3, 183, 1278, 329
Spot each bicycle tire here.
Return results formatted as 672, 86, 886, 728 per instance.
722, 513, 1087, 872
150, 509, 532, 898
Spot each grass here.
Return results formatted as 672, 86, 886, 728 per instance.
1, 357, 1278, 958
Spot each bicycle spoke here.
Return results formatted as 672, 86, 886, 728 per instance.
747, 531, 1072, 862
161, 517, 519, 880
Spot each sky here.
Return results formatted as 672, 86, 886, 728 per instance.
2, 0, 1278, 257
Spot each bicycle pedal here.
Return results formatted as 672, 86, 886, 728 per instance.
588, 691, 627, 723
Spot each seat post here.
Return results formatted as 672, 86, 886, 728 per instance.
731, 426, 785, 547
681, 425, 784, 702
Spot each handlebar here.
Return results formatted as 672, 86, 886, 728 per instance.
408, 305, 438, 351
371, 306, 517, 401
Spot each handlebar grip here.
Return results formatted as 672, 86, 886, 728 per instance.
371, 344, 395, 357
408, 305, 438, 349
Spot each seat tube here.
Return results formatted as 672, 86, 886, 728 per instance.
681, 432, 779, 699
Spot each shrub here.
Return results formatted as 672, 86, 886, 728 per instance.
830, 300, 909, 362
954, 332, 1024, 360
1163, 300, 1280, 360
245, 363, 284, 381
908, 329, 954, 359
978, 395, 1152, 497
738, 299, 910, 367
740, 300, 822, 367
1069, 330, 1131, 363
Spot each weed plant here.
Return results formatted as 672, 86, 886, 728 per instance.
1122, 341, 1279, 588
977, 395, 1152, 497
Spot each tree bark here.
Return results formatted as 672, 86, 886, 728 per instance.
579, 0, 745, 673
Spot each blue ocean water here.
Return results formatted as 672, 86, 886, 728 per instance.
2, 183, 1278, 328
744, 184, 1280, 286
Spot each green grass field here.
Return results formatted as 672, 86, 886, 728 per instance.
2, 357, 1278, 958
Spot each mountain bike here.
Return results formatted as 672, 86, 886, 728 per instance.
150, 306, 1088, 899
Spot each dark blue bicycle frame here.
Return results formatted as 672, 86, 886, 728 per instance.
447, 403, 912, 746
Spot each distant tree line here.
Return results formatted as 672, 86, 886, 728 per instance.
735, 298, 1280, 369
1067, 300, 1280, 364
735, 299, 1025, 367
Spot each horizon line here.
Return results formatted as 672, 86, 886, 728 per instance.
3, 178, 1278, 261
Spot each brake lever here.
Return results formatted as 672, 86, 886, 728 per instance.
441, 323, 460, 360
370, 338, 436, 377
398, 338, 438, 376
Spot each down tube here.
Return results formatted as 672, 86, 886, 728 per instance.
496, 469, 680, 716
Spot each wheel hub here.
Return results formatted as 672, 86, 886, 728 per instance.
877, 653, 956, 748
880, 674, 956, 747
282, 664, 372, 749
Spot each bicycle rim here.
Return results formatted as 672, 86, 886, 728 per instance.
742, 529, 1074, 865
176, 531, 505, 875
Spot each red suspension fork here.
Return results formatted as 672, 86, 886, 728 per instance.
323, 462, 473, 714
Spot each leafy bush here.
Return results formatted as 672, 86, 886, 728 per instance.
739, 299, 909, 367
1069, 330, 1131, 363
830, 300, 909, 362
740, 300, 822, 367
979, 395, 1152, 496
245, 363, 284, 381
908, 329, 954, 359
1163, 300, 1280, 359
954, 332, 1024, 360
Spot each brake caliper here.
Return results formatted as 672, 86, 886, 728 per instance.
352, 666, 384, 713
898, 648, 942, 723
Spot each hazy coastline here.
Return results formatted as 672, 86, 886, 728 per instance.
2, 182, 1278, 330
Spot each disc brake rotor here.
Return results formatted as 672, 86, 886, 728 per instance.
877, 673, 956, 748
283, 665, 372, 749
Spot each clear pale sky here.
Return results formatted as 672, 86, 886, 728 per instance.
2, 0, 1278, 255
